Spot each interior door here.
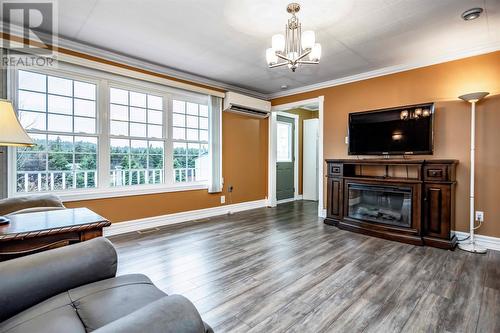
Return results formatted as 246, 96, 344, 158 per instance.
276, 115, 295, 201
303, 118, 319, 201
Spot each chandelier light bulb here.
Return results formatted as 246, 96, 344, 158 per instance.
266, 48, 278, 65
272, 34, 285, 53
301, 30, 315, 50
309, 43, 322, 61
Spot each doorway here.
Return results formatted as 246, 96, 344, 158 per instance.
269, 97, 324, 215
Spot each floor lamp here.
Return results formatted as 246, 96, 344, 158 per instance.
0, 99, 34, 224
457, 91, 489, 254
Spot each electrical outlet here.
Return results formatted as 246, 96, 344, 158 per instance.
228, 185, 234, 193
475, 211, 484, 222
345, 136, 349, 144
220, 195, 226, 204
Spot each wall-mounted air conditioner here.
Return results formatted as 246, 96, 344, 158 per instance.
223, 92, 271, 118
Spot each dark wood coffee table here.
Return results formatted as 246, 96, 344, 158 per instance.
0, 208, 111, 261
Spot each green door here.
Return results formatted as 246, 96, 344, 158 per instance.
276, 115, 295, 201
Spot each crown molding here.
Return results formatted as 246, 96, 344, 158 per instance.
268, 42, 500, 99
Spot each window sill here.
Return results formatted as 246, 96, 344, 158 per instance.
11, 183, 209, 202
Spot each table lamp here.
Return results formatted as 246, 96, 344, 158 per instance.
0, 99, 34, 225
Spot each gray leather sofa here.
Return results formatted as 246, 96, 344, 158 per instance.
0, 238, 213, 333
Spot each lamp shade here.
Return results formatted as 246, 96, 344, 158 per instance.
309, 43, 322, 61
266, 48, 278, 65
271, 34, 285, 53
0, 100, 34, 147
458, 92, 489, 103
301, 30, 315, 50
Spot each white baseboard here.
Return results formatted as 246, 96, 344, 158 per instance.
104, 199, 267, 237
455, 231, 500, 252
320, 209, 327, 218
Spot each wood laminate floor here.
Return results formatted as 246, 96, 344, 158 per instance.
110, 201, 500, 333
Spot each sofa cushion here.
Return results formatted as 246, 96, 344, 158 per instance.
70, 274, 167, 332
0, 293, 85, 333
0, 194, 64, 216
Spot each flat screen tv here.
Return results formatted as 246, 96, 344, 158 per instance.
348, 103, 434, 155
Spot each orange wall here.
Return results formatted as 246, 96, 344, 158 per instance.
272, 51, 500, 237
65, 112, 268, 222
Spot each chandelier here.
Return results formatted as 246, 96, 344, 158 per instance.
266, 3, 322, 72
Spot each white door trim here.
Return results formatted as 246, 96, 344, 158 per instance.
268, 96, 325, 218
276, 112, 299, 202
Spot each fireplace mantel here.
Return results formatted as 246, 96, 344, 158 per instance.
325, 159, 458, 249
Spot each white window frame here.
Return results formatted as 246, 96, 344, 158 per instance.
7, 64, 210, 201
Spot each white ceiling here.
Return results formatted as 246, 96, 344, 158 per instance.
23, 0, 500, 95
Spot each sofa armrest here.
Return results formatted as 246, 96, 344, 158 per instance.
0, 194, 65, 216
94, 295, 213, 333
0, 237, 117, 322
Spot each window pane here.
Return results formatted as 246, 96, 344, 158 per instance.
75, 136, 97, 153
186, 128, 198, 141
173, 127, 185, 140
75, 153, 97, 170
17, 152, 46, 171
173, 100, 185, 113
74, 81, 96, 100
148, 95, 162, 110
148, 110, 162, 124
173, 142, 186, 155
48, 95, 72, 115
74, 99, 96, 117
130, 122, 146, 137
130, 91, 146, 107
111, 120, 128, 136
199, 105, 208, 117
200, 117, 208, 129
148, 125, 163, 138
174, 155, 187, 168
74, 117, 96, 134
186, 102, 198, 116
187, 143, 199, 155
19, 111, 46, 130
277, 122, 292, 162
130, 154, 147, 169
110, 104, 128, 121
186, 115, 198, 128
130, 107, 146, 123
110, 154, 128, 169
131, 140, 147, 154
149, 141, 164, 155
18, 90, 46, 111
19, 70, 46, 92
110, 88, 128, 104
48, 114, 72, 132
200, 144, 208, 155
172, 113, 185, 127
48, 76, 72, 96
149, 155, 163, 169
48, 135, 73, 152
20, 133, 46, 152
199, 130, 208, 142
110, 139, 129, 153
48, 153, 73, 170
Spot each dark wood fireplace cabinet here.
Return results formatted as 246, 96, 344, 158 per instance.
325, 159, 458, 249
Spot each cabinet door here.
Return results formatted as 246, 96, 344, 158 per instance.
327, 178, 343, 219
423, 184, 451, 239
